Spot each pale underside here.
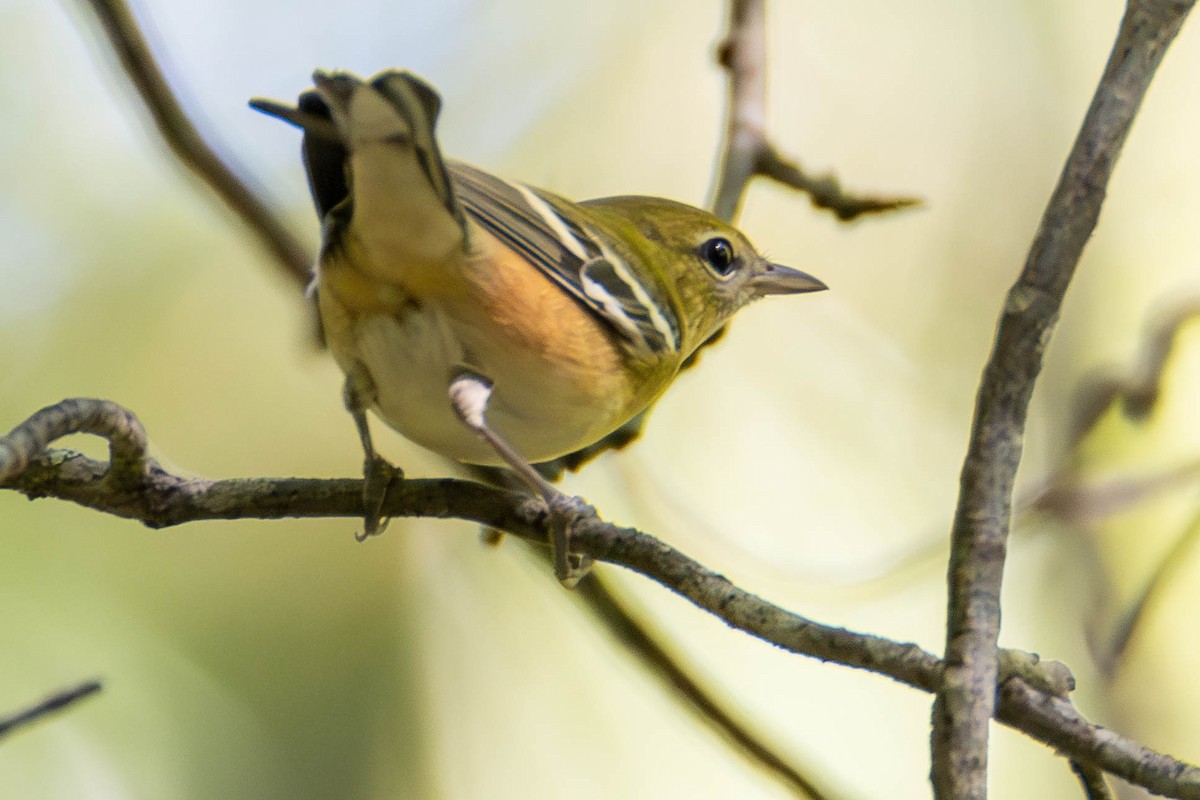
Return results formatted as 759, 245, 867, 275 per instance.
317, 223, 653, 466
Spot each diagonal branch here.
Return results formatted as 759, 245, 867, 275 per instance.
71, 0, 313, 288
3, 397, 827, 794
1071, 760, 1115, 800
997, 678, 1200, 799
0, 680, 103, 741
6, 399, 1200, 797
570, 567, 841, 800
934, 2, 1196, 797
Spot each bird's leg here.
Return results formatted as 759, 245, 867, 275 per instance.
448, 371, 594, 586
343, 367, 402, 541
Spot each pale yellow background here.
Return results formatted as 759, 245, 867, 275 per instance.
2, 1, 1199, 798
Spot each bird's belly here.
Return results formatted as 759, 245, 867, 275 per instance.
347, 308, 632, 465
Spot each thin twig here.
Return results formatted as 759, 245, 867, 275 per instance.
572, 567, 842, 800
0, 398, 148, 485
1096, 504, 1200, 676
1026, 455, 1200, 524
483, 474, 833, 798
1071, 759, 1116, 800
71, 0, 313, 287
998, 678, 1200, 799
934, 2, 1195, 797
1069, 295, 1200, 445
0, 681, 103, 740
6, 400, 1200, 797
709, 0, 767, 223
708, 0, 918, 223
757, 145, 921, 222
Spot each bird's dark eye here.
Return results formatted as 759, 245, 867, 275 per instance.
699, 237, 736, 276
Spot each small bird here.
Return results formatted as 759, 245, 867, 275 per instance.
251, 70, 826, 583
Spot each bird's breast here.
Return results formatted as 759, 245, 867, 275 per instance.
318, 240, 661, 465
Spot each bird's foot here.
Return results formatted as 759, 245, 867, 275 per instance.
356, 455, 403, 541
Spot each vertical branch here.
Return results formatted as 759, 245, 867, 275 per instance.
932, 2, 1195, 798
710, 0, 768, 222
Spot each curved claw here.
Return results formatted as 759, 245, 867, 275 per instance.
357, 455, 401, 541
544, 493, 596, 587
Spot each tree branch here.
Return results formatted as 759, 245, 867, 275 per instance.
63, 1, 842, 790
46, 1, 1200, 794
1095, 504, 1200, 677
71, 0, 312, 288
540, 0, 920, 475
998, 678, 1200, 799
1070, 294, 1200, 445
0, 680, 103, 741
7, 399, 1200, 797
1071, 759, 1115, 800
934, 2, 1195, 797
570, 566, 840, 800
708, 0, 919, 222
1, 396, 832, 793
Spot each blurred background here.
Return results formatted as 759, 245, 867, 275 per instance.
2, 0, 1199, 797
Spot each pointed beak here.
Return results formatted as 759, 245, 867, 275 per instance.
750, 263, 828, 296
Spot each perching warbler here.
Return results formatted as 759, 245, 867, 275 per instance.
251, 70, 826, 581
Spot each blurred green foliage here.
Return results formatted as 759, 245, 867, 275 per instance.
3, 1, 1200, 798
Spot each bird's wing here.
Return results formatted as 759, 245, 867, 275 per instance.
451, 162, 679, 355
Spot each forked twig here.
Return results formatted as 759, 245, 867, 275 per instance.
709, 0, 919, 223
934, 2, 1195, 797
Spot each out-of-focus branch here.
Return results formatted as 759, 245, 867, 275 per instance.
1026, 455, 1200, 525
7, 399, 1200, 798
72, 0, 313, 288
1020, 462, 1200, 681
1031, 293, 1200, 675
708, 0, 919, 223
570, 567, 840, 800
1093, 504, 1200, 677
0, 681, 103, 740
1070, 295, 1200, 444
933, 2, 1195, 797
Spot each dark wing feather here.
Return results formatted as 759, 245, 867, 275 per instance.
449, 162, 678, 354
